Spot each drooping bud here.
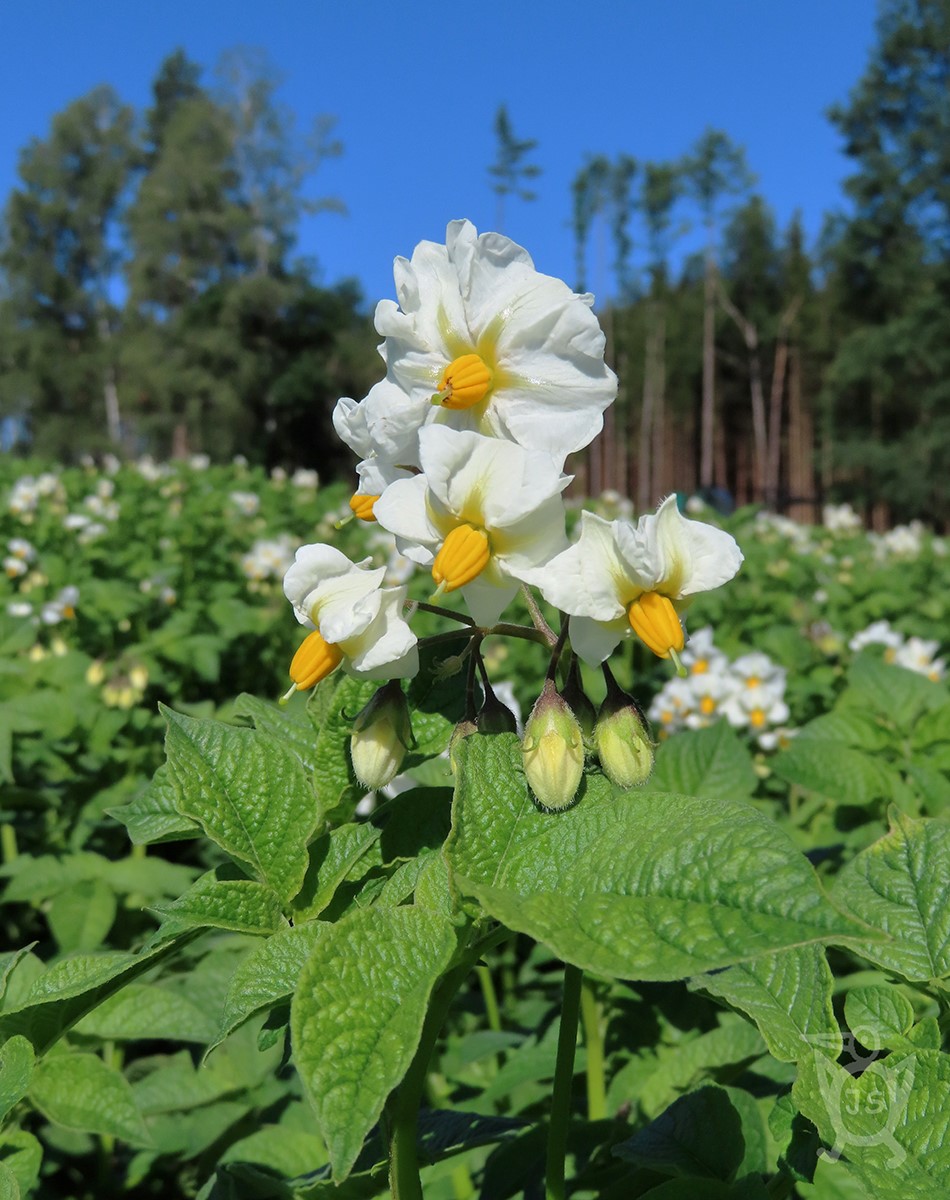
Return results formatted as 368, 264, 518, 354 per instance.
594, 664, 654, 789
522, 679, 585, 812
449, 718, 479, 774
431, 353, 494, 410
349, 492, 380, 522
350, 681, 414, 791
559, 655, 597, 743
476, 679, 519, 734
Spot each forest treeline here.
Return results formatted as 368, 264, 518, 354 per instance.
2, 0, 949, 526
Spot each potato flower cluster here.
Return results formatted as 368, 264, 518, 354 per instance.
282, 221, 744, 806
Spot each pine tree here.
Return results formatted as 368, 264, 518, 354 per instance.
0, 86, 135, 455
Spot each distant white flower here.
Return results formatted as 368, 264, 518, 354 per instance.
8, 538, 36, 562
291, 468, 320, 490
229, 491, 260, 517
849, 620, 903, 656
189, 454, 211, 471
283, 544, 418, 694
4, 557, 27, 578
374, 425, 570, 626
894, 636, 946, 681
7, 601, 34, 619
335, 219, 617, 474
63, 513, 91, 531
41, 586, 79, 625
525, 496, 743, 667
241, 536, 296, 582
823, 502, 862, 532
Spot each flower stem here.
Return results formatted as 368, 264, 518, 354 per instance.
580, 975, 607, 1120
410, 600, 477, 626
545, 962, 583, 1200
521, 583, 558, 646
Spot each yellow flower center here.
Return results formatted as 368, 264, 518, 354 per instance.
288, 629, 344, 692
691, 658, 709, 674
749, 708, 766, 728
349, 492, 379, 522
432, 354, 494, 411
745, 675, 761, 689
700, 695, 716, 715
626, 591, 684, 659
431, 524, 491, 593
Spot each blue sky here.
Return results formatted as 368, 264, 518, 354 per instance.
2, 0, 879, 306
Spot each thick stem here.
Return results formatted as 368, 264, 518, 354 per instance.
580, 975, 607, 1120
545, 963, 583, 1200
387, 960, 473, 1199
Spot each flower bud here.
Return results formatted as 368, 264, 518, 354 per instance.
559, 656, 597, 743
350, 681, 414, 791
594, 666, 654, 789
522, 679, 585, 812
476, 680, 519, 734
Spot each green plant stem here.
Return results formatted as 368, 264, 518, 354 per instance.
387, 959, 474, 1200
546, 962, 583, 1200
520, 583, 559, 645
477, 964, 502, 1033
580, 975, 607, 1121
411, 600, 477, 626
1, 823, 17, 865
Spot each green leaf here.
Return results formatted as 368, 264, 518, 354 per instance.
309, 675, 379, 826
47, 879, 116, 953
690, 945, 842, 1063
130, 1051, 243, 1115
615, 1085, 765, 1181
29, 1053, 152, 1147
0, 1162, 17, 1200
0, 1132, 41, 1198
844, 986, 915, 1051
799, 709, 893, 751
0, 938, 190, 1053
72, 983, 219, 1044
150, 872, 286, 935
108, 765, 201, 845
845, 655, 947, 729
647, 722, 757, 800
831, 808, 950, 981
771, 739, 900, 806
215, 922, 325, 1048
638, 1017, 766, 1118
0, 1037, 33, 1125
291, 823, 383, 922
232, 693, 319, 773
161, 706, 316, 903
447, 736, 863, 981
291, 905, 458, 1180
793, 1049, 950, 1196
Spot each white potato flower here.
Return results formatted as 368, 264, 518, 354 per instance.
334, 219, 617, 478
374, 425, 570, 627
524, 496, 743, 668
282, 545, 418, 697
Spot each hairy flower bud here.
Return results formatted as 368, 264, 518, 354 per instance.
594, 665, 654, 789
350, 681, 413, 791
522, 679, 585, 812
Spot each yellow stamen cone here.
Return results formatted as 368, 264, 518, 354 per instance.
348, 492, 380, 522
431, 524, 491, 594
432, 354, 493, 410
627, 591, 685, 660
288, 629, 344, 693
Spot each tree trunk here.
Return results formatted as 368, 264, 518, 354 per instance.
716, 282, 766, 501
97, 314, 122, 446
765, 298, 802, 509
638, 302, 656, 512
700, 248, 716, 488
